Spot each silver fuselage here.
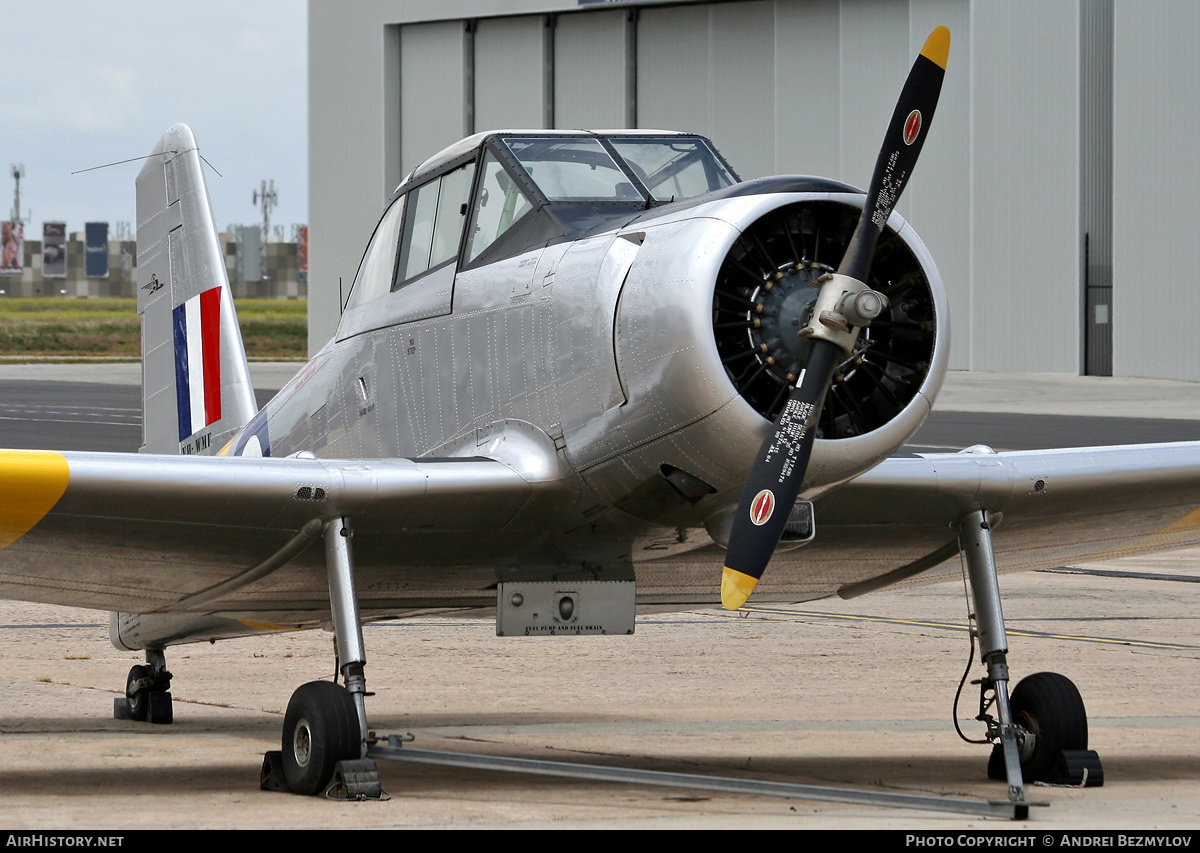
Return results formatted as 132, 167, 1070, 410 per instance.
239, 188, 947, 607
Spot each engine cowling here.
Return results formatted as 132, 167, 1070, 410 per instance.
712, 197, 940, 440
569, 186, 947, 533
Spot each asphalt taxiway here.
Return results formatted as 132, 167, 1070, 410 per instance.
0, 366, 1197, 829
2, 365, 1199, 454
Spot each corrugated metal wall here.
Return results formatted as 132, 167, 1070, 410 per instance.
554, 10, 627, 130
398, 21, 468, 176
1113, 0, 1200, 381
308, 6, 392, 353
474, 16, 548, 131
968, 1, 1081, 374
309, 0, 1189, 382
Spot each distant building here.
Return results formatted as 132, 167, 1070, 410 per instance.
0, 232, 307, 299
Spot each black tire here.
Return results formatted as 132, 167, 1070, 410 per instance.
281, 681, 360, 795
1009, 671, 1088, 781
126, 665, 152, 722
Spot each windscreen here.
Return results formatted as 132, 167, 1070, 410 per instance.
504, 138, 642, 202
609, 138, 735, 202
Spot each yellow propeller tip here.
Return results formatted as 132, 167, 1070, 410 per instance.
721, 566, 758, 610
920, 26, 950, 70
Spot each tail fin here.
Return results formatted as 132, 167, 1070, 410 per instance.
135, 124, 256, 455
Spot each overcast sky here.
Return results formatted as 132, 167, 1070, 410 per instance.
1, 1, 307, 237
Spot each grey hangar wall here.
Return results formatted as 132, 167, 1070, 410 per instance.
308, 0, 1196, 383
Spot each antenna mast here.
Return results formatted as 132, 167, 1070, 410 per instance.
252, 179, 277, 280
10, 164, 26, 224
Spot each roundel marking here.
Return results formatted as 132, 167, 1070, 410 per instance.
750, 489, 776, 526
903, 110, 922, 146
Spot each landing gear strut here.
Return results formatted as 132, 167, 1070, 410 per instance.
959, 510, 1102, 796
261, 517, 383, 798
114, 648, 173, 724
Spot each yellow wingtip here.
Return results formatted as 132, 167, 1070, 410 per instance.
0, 450, 69, 550
721, 566, 758, 611
920, 25, 951, 70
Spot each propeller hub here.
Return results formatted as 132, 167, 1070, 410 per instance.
842, 289, 888, 325
749, 262, 831, 382
801, 273, 888, 354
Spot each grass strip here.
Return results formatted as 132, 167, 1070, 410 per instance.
0, 298, 307, 360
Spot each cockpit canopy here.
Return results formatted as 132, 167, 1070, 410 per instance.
342, 130, 737, 316
408, 131, 735, 204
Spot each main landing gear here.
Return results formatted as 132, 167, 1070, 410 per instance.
958, 509, 1103, 805
114, 648, 173, 724
259, 517, 383, 799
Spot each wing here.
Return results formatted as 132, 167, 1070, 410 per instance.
628, 441, 1200, 605
0, 448, 570, 614
810, 442, 1200, 598
6, 440, 1199, 616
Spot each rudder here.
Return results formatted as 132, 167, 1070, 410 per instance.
135, 124, 256, 455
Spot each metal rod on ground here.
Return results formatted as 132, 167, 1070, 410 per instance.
369, 741, 1039, 819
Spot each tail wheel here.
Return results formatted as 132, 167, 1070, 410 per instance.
125, 665, 153, 722
282, 681, 360, 795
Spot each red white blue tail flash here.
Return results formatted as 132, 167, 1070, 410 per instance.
173, 286, 223, 441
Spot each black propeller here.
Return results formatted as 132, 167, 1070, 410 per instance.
721, 26, 950, 610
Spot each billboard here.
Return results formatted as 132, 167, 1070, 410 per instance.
42, 222, 66, 278
84, 222, 109, 278
1, 221, 23, 276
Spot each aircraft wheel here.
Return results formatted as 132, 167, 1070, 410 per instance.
125, 665, 153, 722
1008, 671, 1088, 782
281, 681, 360, 795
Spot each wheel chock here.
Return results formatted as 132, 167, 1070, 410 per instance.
1050, 749, 1103, 787
147, 691, 173, 724
323, 759, 386, 800
260, 753, 386, 799
115, 692, 173, 723
260, 750, 289, 792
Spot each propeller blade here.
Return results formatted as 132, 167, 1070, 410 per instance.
721, 26, 950, 611
840, 25, 950, 283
